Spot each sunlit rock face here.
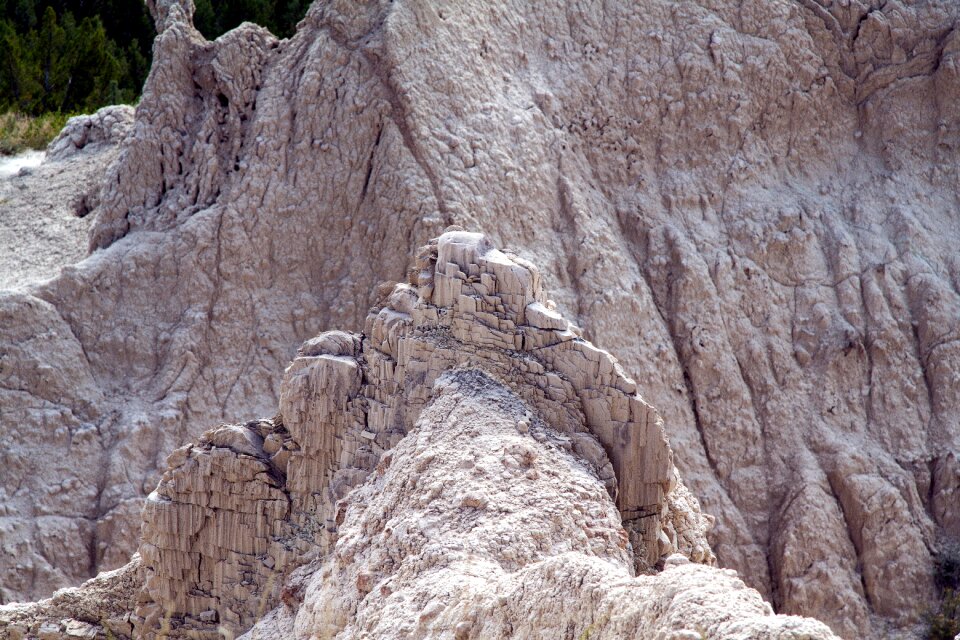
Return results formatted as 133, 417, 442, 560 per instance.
1, 231, 836, 640
1, 0, 959, 637
133, 229, 715, 638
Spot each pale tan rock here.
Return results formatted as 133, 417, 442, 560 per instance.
47, 106, 134, 162
244, 370, 836, 640
0, 556, 142, 640
136, 419, 292, 638
357, 230, 685, 568
0, 232, 833, 639
0, 105, 132, 291
0, 0, 958, 637
130, 231, 716, 639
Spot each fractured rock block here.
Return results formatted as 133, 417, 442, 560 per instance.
132, 231, 714, 639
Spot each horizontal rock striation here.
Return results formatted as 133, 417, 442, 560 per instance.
132, 230, 715, 639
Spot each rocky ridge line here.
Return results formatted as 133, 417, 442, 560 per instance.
1, 231, 837, 640
244, 367, 836, 640
135, 229, 716, 638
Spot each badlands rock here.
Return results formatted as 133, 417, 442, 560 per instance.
0, 105, 133, 289
248, 369, 836, 640
46, 107, 135, 163
0, 557, 142, 640
1, 0, 958, 637
133, 230, 715, 638
2, 231, 835, 639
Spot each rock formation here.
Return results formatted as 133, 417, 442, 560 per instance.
0, 559, 143, 639
0, 106, 132, 289
1, 0, 959, 637
247, 367, 834, 640
2, 231, 838, 640
133, 230, 716, 637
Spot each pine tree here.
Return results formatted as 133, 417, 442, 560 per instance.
0, 0, 313, 119
35, 7, 70, 112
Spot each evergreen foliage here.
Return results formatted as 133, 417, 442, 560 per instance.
0, 1, 153, 115
194, 0, 310, 40
0, 0, 307, 120
927, 540, 960, 640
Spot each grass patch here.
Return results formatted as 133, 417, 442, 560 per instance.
0, 112, 72, 156
928, 589, 960, 640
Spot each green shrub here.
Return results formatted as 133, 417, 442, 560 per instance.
927, 540, 960, 640
927, 589, 960, 640
936, 539, 960, 593
193, 0, 310, 39
0, 6, 146, 116
0, 1, 312, 124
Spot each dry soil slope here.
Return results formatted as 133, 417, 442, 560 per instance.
1, 0, 958, 637
0, 107, 132, 290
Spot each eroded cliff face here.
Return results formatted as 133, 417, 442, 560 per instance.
131, 230, 719, 638
1, 0, 958, 637
252, 368, 834, 640
1, 232, 837, 640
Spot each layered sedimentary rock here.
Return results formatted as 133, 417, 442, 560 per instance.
249, 368, 836, 640
2, 232, 837, 639
132, 230, 715, 638
2, 0, 959, 637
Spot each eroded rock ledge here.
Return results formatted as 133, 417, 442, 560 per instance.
247, 368, 835, 640
1, 231, 835, 639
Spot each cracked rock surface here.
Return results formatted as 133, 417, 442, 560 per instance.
1, 0, 959, 637
131, 230, 717, 639
248, 368, 836, 640
2, 231, 834, 639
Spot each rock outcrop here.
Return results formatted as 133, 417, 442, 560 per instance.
2, 231, 836, 640
133, 230, 716, 638
250, 368, 835, 640
2, 0, 959, 637
0, 558, 142, 640
0, 106, 133, 290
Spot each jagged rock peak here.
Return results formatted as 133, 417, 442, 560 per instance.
132, 229, 716, 638
0, 233, 837, 640
250, 367, 836, 640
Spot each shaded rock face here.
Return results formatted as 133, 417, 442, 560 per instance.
0, 0, 958, 637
